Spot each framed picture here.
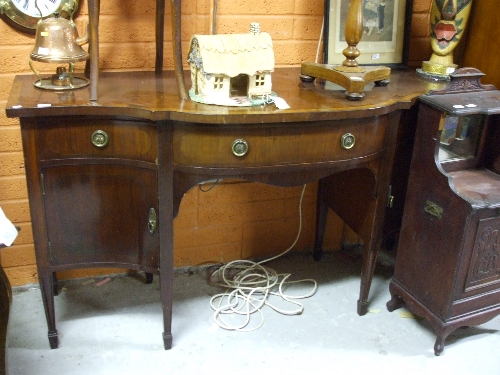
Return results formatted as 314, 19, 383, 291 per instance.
324, 0, 413, 68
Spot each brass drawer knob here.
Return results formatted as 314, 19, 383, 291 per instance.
91, 130, 109, 148
231, 139, 249, 157
341, 133, 355, 149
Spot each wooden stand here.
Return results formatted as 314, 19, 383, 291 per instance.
87, 0, 99, 101
300, 0, 390, 100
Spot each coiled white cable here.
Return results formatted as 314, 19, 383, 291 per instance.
209, 184, 318, 331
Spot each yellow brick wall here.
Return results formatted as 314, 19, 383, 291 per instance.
0, 0, 433, 286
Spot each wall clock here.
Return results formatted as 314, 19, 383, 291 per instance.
0, 0, 80, 34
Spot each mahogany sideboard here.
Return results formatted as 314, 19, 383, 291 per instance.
5, 68, 441, 349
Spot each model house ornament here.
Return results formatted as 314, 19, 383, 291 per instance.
187, 23, 275, 106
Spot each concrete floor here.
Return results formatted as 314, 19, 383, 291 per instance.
6, 250, 500, 375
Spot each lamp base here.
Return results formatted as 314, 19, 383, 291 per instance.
418, 60, 458, 81
416, 68, 451, 82
33, 76, 90, 90
300, 62, 391, 100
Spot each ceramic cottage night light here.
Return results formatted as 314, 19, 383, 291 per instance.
187, 23, 275, 106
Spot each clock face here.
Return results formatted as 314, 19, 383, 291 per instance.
0, 0, 78, 33
11, 0, 63, 18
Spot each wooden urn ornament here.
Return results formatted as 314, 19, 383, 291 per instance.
300, 0, 391, 100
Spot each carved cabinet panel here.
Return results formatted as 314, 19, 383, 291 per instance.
466, 217, 500, 290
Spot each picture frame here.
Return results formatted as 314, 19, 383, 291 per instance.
324, 0, 413, 68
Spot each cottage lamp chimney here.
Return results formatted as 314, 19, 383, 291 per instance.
250, 22, 260, 35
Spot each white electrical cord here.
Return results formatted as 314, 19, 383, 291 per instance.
209, 184, 318, 331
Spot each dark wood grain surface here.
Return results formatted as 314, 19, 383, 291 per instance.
6, 68, 443, 122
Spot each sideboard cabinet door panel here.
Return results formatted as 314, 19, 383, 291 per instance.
41, 163, 159, 271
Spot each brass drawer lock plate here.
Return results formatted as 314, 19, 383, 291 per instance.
148, 208, 157, 234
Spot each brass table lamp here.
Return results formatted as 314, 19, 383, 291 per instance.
29, 11, 89, 90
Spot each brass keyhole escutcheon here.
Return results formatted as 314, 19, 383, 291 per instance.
341, 133, 355, 149
148, 208, 157, 234
91, 130, 109, 148
232, 139, 249, 157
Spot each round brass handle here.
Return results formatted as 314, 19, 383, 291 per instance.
231, 139, 249, 157
340, 133, 355, 150
91, 130, 109, 148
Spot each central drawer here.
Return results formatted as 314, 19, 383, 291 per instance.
173, 117, 387, 168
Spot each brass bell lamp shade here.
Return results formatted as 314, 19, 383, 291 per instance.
29, 12, 90, 90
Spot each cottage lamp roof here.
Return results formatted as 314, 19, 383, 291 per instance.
188, 32, 274, 78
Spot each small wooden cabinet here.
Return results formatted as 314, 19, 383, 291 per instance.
387, 68, 500, 355
21, 116, 160, 348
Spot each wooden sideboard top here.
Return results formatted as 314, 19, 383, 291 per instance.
6, 68, 445, 123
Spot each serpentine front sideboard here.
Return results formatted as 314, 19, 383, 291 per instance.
5, 68, 442, 349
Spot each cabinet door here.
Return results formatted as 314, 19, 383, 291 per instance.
42, 164, 159, 271
450, 212, 500, 318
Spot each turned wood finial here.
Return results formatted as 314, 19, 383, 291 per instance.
300, 0, 391, 100
342, 0, 363, 68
